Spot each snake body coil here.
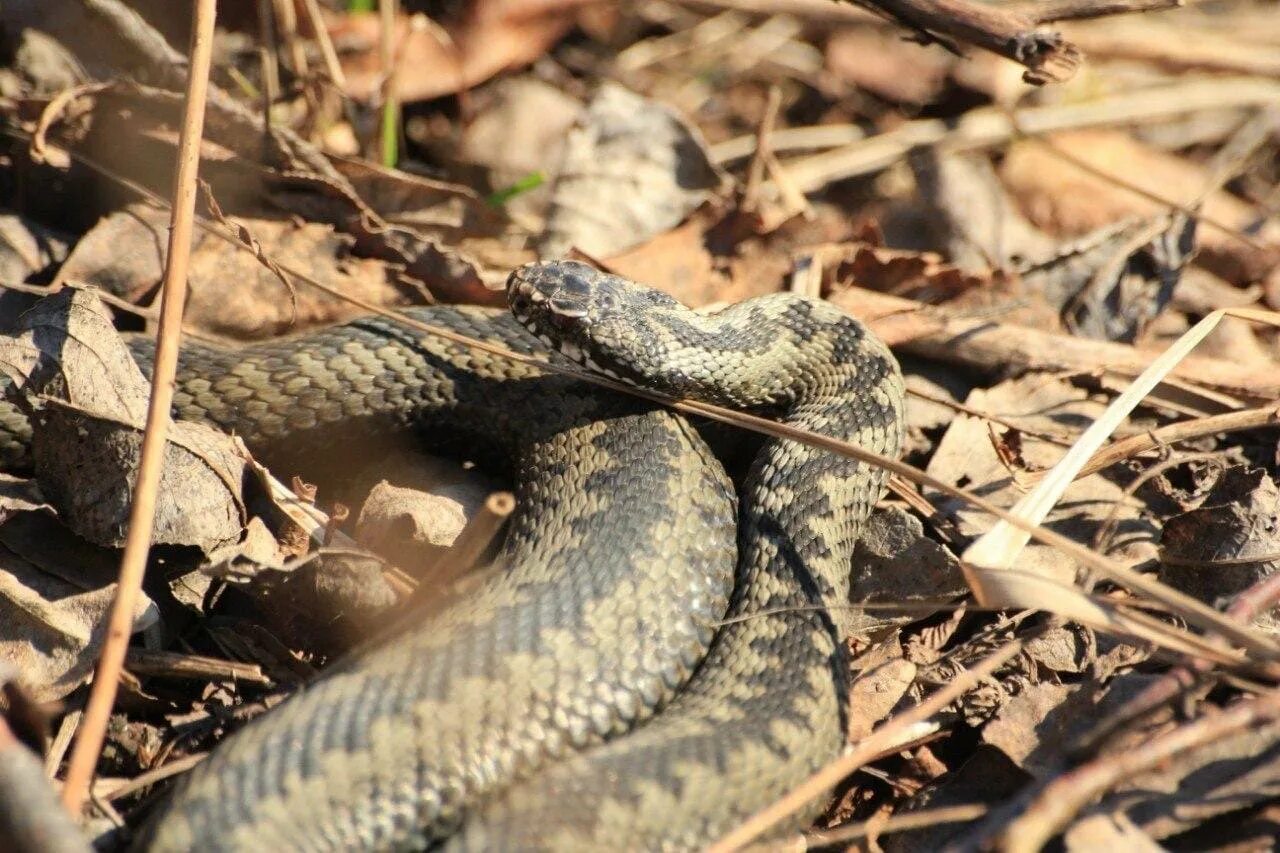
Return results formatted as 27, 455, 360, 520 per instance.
4, 261, 904, 850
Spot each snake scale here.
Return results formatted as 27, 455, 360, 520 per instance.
4, 261, 905, 850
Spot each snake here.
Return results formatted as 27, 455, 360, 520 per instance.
2, 260, 904, 850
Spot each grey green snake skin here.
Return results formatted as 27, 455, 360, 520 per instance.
5, 261, 905, 850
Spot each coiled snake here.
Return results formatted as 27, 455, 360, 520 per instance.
7, 261, 905, 850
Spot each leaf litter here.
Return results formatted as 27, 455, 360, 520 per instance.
4, 0, 1280, 850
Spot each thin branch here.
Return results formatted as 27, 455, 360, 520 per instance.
845, 0, 1082, 84
836, 284, 1280, 402
1066, 404, 1280, 481
708, 637, 1028, 851
1011, 0, 1184, 24
997, 688, 1280, 852
59, 0, 216, 816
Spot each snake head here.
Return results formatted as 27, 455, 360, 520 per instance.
507, 261, 686, 389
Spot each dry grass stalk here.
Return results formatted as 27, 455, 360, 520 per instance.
58, 0, 218, 816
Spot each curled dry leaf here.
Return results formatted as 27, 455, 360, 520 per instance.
1001, 129, 1280, 283
1024, 213, 1197, 343
0, 492, 157, 702
1160, 466, 1280, 630
926, 375, 1160, 586
333, 3, 576, 103
539, 83, 727, 259
819, 239, 991, 304
59, 204, 405, 339
0, 288, 248, 551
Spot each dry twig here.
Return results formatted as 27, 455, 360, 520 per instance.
58, 0, 217, 816
708, 638, 1027, 851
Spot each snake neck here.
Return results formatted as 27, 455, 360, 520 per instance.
603, 294, 882, 411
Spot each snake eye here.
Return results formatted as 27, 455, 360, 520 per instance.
549, 273, 592, 318
549, 296, 590, 319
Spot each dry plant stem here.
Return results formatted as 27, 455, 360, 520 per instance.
846, 0, 1082, 84
379, 0, 400, 167
271, 0, 308, 77
1081, 570, 1280, 754
707, 638, 1026, 852
298, 0, 347, 88
256, 0, 281, 106
997, 688, 1280, 852
803, 803, 989, 848
26, 140, 1278, 660
839, 285, 1280, 402
429, 492, 516, 587
30, 82, 110, 165
122, 649, 271, 686
742, 84, 781, 209
45, 711, 81, 778
58, 0, 216, 816
1071, 404, 1280, 481
1011, 0, 1183, 22
98, 753, 206, 804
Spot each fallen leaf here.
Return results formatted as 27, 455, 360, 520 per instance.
1001, 129, 1280, 284
59, 204, 406, 339
925, 375, 1160, 586
333, 3, 577, 103
0, 288, 248, 550
539, 83, 727, 259
1159, 465, 1280, 630
0, 507, 157, 702
825, 26, 952, 106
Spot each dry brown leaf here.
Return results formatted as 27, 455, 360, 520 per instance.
0, 288, 248, 550
1001, 129, 1280, 283
539, 83, 726, 259
333, 2, 577, 103
847, 650, 917, 742
456, 76, 584, 221
59, 204, 407, 339
981, 681, 1078, 776
850, 506, 967, 630
1159, 466, 1280, 631
825, 26, 952, 106
905, 151, 1056, 273
0, 503, 156, 702
926, 375, 1160, 586
822, 240, 991, 303
605, 219, 718, 307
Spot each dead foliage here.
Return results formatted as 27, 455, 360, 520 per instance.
2, 0, 1280, 850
